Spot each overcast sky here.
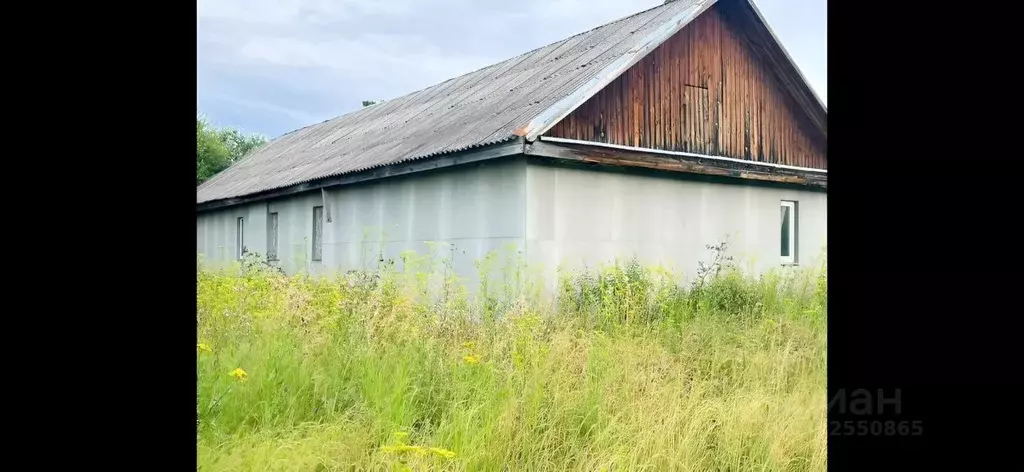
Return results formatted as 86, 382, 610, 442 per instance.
197, 0, 826, 139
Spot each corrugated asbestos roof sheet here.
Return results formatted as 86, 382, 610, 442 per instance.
198, 0, 716, 204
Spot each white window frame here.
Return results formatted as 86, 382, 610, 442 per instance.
236, 217, 245, 260
780, 200, 797, 265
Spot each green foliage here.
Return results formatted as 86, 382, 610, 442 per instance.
197, 247, 827, 471
196, 115, 268, 185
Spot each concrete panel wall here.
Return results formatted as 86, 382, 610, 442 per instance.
524, 162, 827, 288
265, 192, 324, 274
196, 200, 268, 267
198, 157, 827, 294
319, 157, 527, 284
197, 157, 529, 285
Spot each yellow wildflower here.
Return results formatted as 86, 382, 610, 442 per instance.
228, 367, 248, 381
429, 447, 457, 459
463, 355, 479, 365
197, 343, 213, 353
380, 431, 456, 461
461, 341, 475, 350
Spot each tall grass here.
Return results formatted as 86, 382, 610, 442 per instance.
197, 245, 827, 471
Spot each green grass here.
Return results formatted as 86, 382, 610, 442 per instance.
197, 248, 827, 471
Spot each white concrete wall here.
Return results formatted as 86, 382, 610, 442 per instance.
197, 157, 529, 286
197, 158, 827, 291
524, 163, 827, 286
318, 158, 527, 284
196, 200, 268, 266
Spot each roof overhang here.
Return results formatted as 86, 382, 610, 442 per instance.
196, 138, 526, 213
526, 137, 827, 190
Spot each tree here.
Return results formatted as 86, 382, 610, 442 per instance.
197, 116, 268, 185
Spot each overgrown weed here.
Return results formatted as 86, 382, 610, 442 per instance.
197, 242, 827, 471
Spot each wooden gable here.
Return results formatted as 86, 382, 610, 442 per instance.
544, 3, 826, 170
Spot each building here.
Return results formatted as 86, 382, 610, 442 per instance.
196, 0, 827, 287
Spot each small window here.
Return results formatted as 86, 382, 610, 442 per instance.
312, 206, 323, 261
236, 217, 245, 260
780, 201, 797, 265
267, 212, 279, 261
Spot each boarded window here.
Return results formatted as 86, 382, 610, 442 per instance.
780, 201, 797, 265
267, 212, 279, 261
236, 217, 245, 260
312, 206, 323, 261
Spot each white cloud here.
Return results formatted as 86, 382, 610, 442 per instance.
197, 0, 415, 25
203, 92, 325, 125
235, 35, 495, 82
198, 0, 312, 25
527, 0, 660, 25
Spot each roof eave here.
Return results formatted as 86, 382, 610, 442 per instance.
527, 137, 827, 190
196, 138, 526, 213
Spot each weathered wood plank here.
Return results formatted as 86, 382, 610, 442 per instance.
545, 2, 826, 170
526, 140, 826, 190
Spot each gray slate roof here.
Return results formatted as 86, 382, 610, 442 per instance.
197, 0, 824, 205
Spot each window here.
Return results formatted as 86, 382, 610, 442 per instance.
780, 201, 797, 265
312, 206, 323, 261
236, 217, 245, 260
267, 212, 279, 261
